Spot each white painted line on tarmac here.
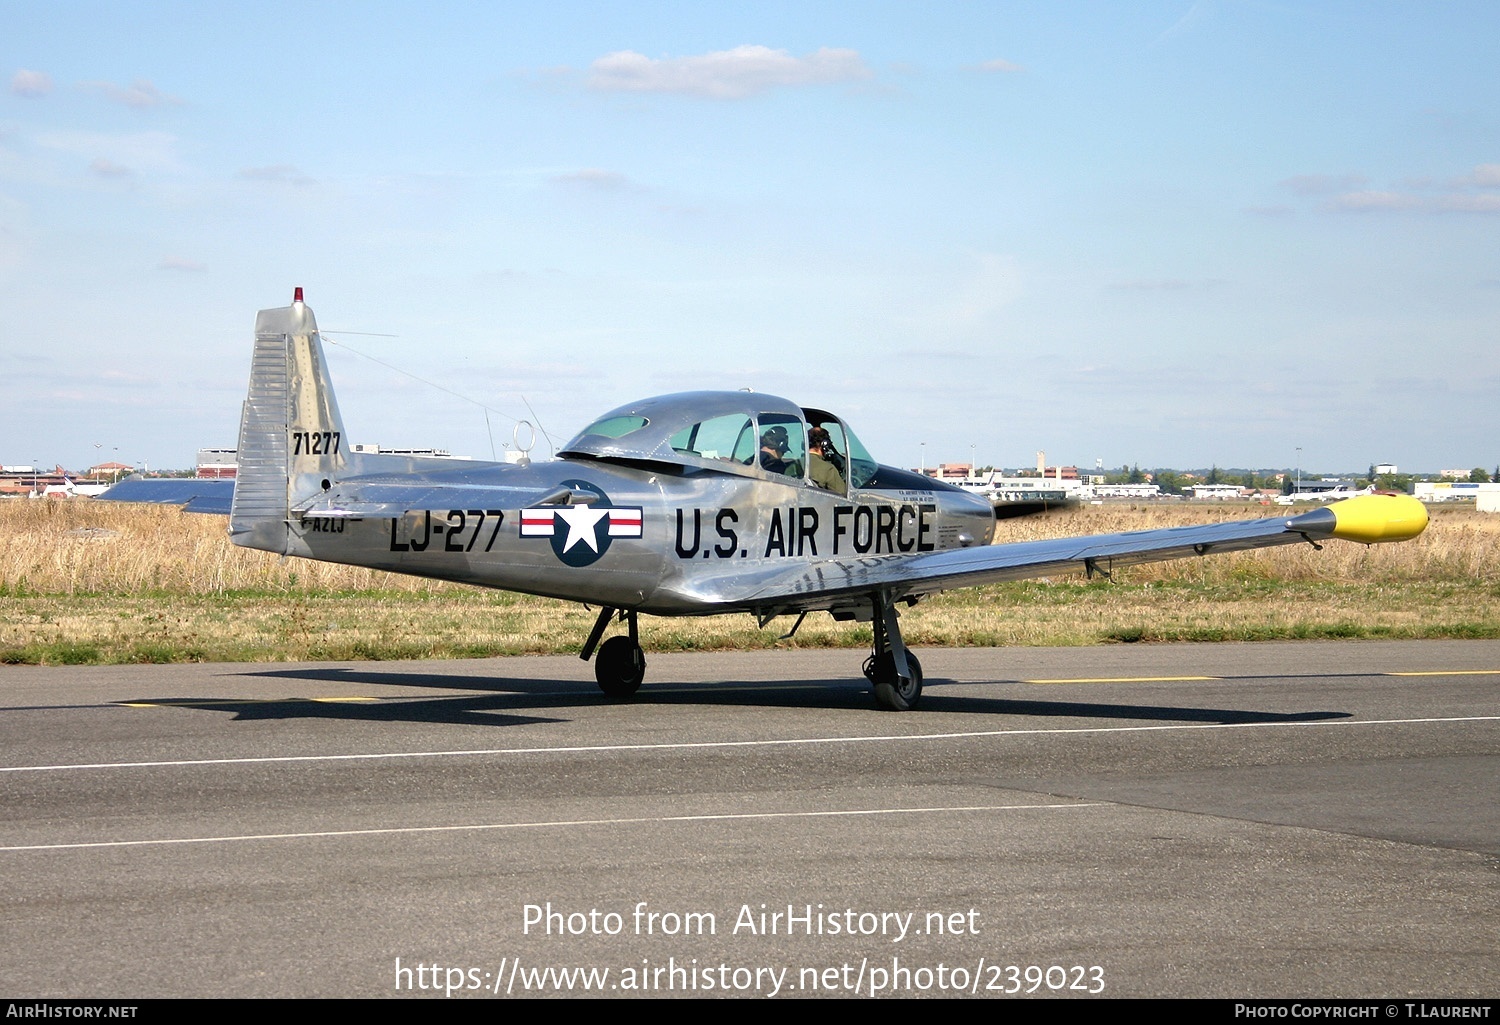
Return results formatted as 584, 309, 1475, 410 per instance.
1385, 670, 1500, 677
0, 802, 1107, 853
3, 715, 1496, 775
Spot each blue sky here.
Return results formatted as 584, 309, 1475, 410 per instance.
2, 1, 1496, 475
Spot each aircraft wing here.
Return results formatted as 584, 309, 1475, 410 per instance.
717, 494, 1429, 612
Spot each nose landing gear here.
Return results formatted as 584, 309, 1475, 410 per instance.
864, 593, 922, 711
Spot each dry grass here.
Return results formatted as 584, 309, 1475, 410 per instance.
1, 498, 1495, 664
0, 498, 453, 596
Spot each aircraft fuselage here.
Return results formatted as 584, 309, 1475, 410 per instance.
280, 457, 996, 615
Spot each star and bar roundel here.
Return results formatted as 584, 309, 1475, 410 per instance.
519, 479, 643, 567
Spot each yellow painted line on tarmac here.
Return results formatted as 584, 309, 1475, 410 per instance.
1026, 670, 1500, 685
1026, 675, 1220, 684
1385, 670, 1500, 677
118, 696, 381, 708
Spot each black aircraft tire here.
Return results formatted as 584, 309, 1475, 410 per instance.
870, 652, 922, 711
595, 636, 646, 699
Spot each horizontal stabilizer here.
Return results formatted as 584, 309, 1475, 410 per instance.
95, 477, 235, 515
291, 478, 597, 519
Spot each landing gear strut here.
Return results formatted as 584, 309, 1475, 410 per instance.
581, 606, 647, 699
863, 594, 922, 711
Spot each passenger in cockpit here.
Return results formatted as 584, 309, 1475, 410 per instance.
807, 426, 846, 492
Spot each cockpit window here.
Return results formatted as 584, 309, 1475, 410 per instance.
577, 415, 649, 439
806, 420, 849, 495
842, 426, 879, 490
757, 413, 806, 480
804, 409, 877, 491
669, 414, 756, 464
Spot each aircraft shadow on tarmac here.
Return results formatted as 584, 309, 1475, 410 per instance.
118, 666, 1352, 727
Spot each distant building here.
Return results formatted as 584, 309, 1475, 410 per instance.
1185, 484, 1244, 500
196, 449, 238, 479
1414, 481, 1499, 503
1292, 478, 1358, 497
351, 444, 471, 460
0, 466, 69, 497
1093, 483, 1161, 499
89, 461, 134, 482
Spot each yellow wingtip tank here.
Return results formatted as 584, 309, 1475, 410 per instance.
1327, 493, 1429, 544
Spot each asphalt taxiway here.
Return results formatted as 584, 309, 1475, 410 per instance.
2, 639, 1497, 998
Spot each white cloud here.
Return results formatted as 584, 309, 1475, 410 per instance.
1457, 163, 1500, 188
39, 130, 184, 174
1329, 190, 1418, 212
976, 58, 1023, 73
551, 168, 629, 190
239, 164, 315, 187
0, 199, 22, 271
1111, 278, 1202, 290
89, 157, 132, 178
158, 257, 206, 272
586, 45, 871, 99
1282, 164, 1500, 216
1278, 173, 1367, 196
1436, 194, 1500, 213
82, 78, 180, 109
891, 348, 976, 361
11, 69, 52, 97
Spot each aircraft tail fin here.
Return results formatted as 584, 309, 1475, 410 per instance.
229, 288, 348, 553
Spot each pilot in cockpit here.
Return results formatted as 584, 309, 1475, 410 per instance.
759, 426, 791, 474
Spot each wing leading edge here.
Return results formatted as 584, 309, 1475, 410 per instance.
716, 493, 1429, 612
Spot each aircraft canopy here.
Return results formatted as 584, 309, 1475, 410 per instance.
560, 391, 879, 491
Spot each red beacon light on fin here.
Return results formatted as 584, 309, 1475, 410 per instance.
293, 286, 304, 303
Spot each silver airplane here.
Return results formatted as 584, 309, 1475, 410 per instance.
109, 291, 1431, 710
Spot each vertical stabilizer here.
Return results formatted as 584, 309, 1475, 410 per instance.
229, 290, 348, 552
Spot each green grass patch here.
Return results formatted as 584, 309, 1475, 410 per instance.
2, 578, 1497, 666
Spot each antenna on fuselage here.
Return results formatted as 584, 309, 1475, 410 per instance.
513, 421, 535, 467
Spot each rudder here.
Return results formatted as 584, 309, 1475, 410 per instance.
229, 289, 348, 553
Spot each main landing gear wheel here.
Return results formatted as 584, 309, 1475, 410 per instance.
865, 651, 923, 711
594, 635, 646, 699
